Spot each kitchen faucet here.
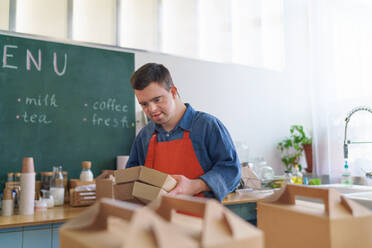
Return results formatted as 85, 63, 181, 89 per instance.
343, 106, 372, 160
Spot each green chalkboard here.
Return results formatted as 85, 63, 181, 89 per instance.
0, 33, 135, 191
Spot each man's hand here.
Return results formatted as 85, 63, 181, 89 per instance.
169, 175, 210, 196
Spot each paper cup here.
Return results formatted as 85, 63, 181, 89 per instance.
22, 157, 35, 173
117, 156, 129, 170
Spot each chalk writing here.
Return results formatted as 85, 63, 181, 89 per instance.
53, 52, 67, 76
92, 98, 128, 113
25, 94, 58, 107
92, 113, 129, 128
2, 45, 17, 69
84, 98, 130, 128
19, 111, 52, 124
26, 49, 41, 71
1, 44, 68, 76
16, 94, 58, 125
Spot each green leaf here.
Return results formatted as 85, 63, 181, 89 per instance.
278, 124, 312, 170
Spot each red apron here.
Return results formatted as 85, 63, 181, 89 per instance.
144, 130, 205, 197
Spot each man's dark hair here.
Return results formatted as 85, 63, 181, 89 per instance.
130, 63, 174, 91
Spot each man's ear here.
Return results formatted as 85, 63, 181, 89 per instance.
170, 86, 178, 98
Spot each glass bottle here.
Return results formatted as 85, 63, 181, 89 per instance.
40, 172, 45, 188
62, 171, 69, 204
50, 166, 65, 206
284, 170, 292, 184
341, 160, 352, 185
80, 161, 94, 182
291, 165, 303, 184
62, 171, 68, 189
14, 173, 21, 182
13, 173, 21, 208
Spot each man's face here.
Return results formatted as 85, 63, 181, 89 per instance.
134, 82, 177, 127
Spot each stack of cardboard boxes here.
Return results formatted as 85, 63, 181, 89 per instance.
63, 166, 372, 247
96, 166, 177, 205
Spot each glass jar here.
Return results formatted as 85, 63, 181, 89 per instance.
284, 170, 292, 184
80, 161, 94, 182
40, 171, 53, 190
14, 173, 21, 182
7, 173, 14, 182
62, 171, 69, 203
41, 190, 54, 208
50, 166, 65, 206
254, 158, 274, 181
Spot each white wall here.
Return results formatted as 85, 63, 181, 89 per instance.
134, 51, 312, 174
133, 0, 312, 174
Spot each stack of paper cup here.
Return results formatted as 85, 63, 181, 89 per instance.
117, 156, 129, 170
19, 157, 35, 215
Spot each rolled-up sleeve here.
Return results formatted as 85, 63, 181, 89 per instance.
199, 119, 241, 202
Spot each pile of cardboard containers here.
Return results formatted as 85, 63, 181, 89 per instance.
96, 166, 177, 204
60, 195, 264, 248
258, 184, 372, 248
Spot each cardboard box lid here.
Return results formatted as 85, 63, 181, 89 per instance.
96, 170, 115, 180
60, 198, 198, 248
115, 166, 177, 192
259, 184, 372, 219
132, 181, 166, 203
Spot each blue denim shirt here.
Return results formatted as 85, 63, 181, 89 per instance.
127, 104, 241, 202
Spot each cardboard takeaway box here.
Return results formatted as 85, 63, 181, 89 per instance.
59, 195, 263, 248
155, 195, 264, 248
113, 181, 167, 204
114, 166, 177, 192
113, 166, 177, 203
258, 184, 372, 248
112, 182, 146, 205
97, 167, 176, 204
96, 170, 115, 200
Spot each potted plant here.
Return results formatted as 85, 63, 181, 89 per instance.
277, 125, 312, 173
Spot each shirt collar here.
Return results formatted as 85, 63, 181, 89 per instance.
154, 103, 194, 133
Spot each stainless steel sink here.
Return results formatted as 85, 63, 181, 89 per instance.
344, 192, 372, 209
313, 184, 372, 209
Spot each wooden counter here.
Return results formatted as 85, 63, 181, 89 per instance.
0, 205, 87, 229
223, 192, 260, 205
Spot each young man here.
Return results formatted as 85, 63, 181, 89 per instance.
126, 63, 241, 202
